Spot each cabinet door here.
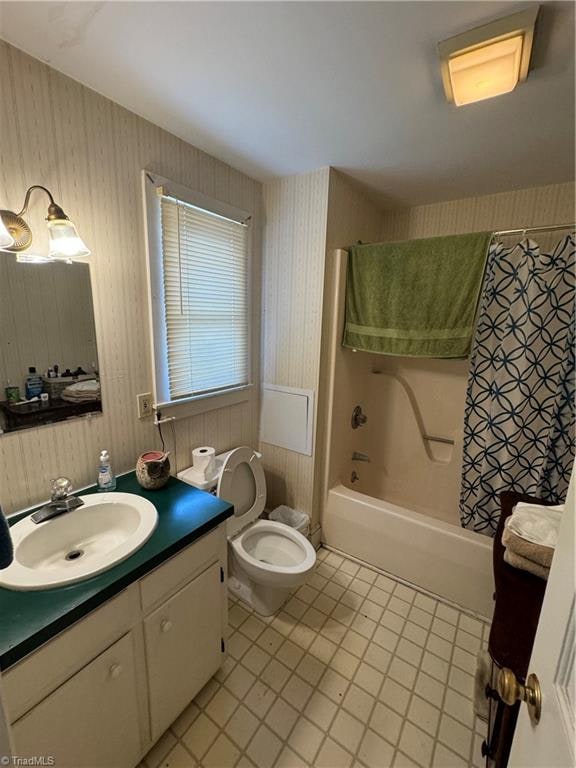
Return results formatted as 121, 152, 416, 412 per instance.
11, 633, 142, 768
145, 562, 222, 739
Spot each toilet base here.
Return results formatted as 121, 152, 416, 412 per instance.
228, 572, 293, 617
226, 521, 317, 617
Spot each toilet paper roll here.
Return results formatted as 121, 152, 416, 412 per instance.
192, 446, 216, 478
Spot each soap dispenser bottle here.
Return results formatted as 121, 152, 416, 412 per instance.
97, 449, 116, 492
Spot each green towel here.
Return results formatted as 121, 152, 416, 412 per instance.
343, 232, 491, 358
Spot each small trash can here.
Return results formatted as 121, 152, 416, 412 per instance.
269, 505, 310, 538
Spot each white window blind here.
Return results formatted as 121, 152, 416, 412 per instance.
159, 194, 249, 401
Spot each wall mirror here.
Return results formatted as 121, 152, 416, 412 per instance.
0, 259, 101, 434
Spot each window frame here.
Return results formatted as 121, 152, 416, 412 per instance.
142, 170, 254, 418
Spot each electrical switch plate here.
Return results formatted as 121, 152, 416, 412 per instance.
137, 392, 153, 419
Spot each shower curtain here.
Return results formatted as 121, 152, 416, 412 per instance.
460, 234, 575, 536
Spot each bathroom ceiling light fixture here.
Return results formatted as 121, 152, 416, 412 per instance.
0, 185, 91, 262
438, 6, 539, 107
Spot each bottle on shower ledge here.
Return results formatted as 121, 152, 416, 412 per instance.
97, 449, 116, 492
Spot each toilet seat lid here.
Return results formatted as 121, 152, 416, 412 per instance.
218, 446, 266, 538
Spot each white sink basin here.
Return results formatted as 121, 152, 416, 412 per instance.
0, 493, 158, 591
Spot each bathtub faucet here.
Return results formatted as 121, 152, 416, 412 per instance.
352, 451, 371, 463
351, 405, 367, 429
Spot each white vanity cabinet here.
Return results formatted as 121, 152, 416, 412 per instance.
145, 561, 222, 740
11, 632, 142, 768
3, 523, 228, 768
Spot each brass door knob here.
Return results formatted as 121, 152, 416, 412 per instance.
497, 667, 542, 725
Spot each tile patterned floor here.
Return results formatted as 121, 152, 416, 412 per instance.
143, 548, 490, 768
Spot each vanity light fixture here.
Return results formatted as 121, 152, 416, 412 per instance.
438, 6, 539, 107
0, 185, 90, 263
0, 215, 15, 249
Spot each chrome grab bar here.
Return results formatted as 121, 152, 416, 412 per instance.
423, 434, 455, 446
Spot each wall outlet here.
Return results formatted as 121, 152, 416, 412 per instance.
137, 392, 153, 419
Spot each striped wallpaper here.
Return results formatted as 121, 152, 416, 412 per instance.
0, 42, 262, 515
260, 169, 385, 526
381, 181, 575, 241
259, 168, 330, 518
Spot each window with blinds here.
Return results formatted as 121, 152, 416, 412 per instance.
159, 194, 249, 401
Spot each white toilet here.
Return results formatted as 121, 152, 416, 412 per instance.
178, 446, 316, 616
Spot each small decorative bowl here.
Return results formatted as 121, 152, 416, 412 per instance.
136, 451, 170, 490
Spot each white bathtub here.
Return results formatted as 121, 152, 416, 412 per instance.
323, 483, 494, 617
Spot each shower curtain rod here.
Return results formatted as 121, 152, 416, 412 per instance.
492, 222, 575, 237
351, 223, 575, 248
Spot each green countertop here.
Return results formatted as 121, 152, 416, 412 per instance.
0, 472, 233, 670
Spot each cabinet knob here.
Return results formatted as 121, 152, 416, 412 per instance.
109, 664, 122, 679
161, 619, 173, 633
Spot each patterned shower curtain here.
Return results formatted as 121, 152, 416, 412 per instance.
460, 234, 575, 536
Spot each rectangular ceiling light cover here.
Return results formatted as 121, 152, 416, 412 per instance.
438, 6, 539, 107
448, 35, 523, 106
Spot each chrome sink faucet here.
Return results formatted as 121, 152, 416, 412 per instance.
31, 477, 84, 524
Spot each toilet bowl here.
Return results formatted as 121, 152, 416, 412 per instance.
178, 446, 316, 616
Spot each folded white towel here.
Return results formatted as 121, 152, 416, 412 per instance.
62, 394, 99, 403
61, 379, 100, 403
63, 379, 100, 393
507, 502, 564, 549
